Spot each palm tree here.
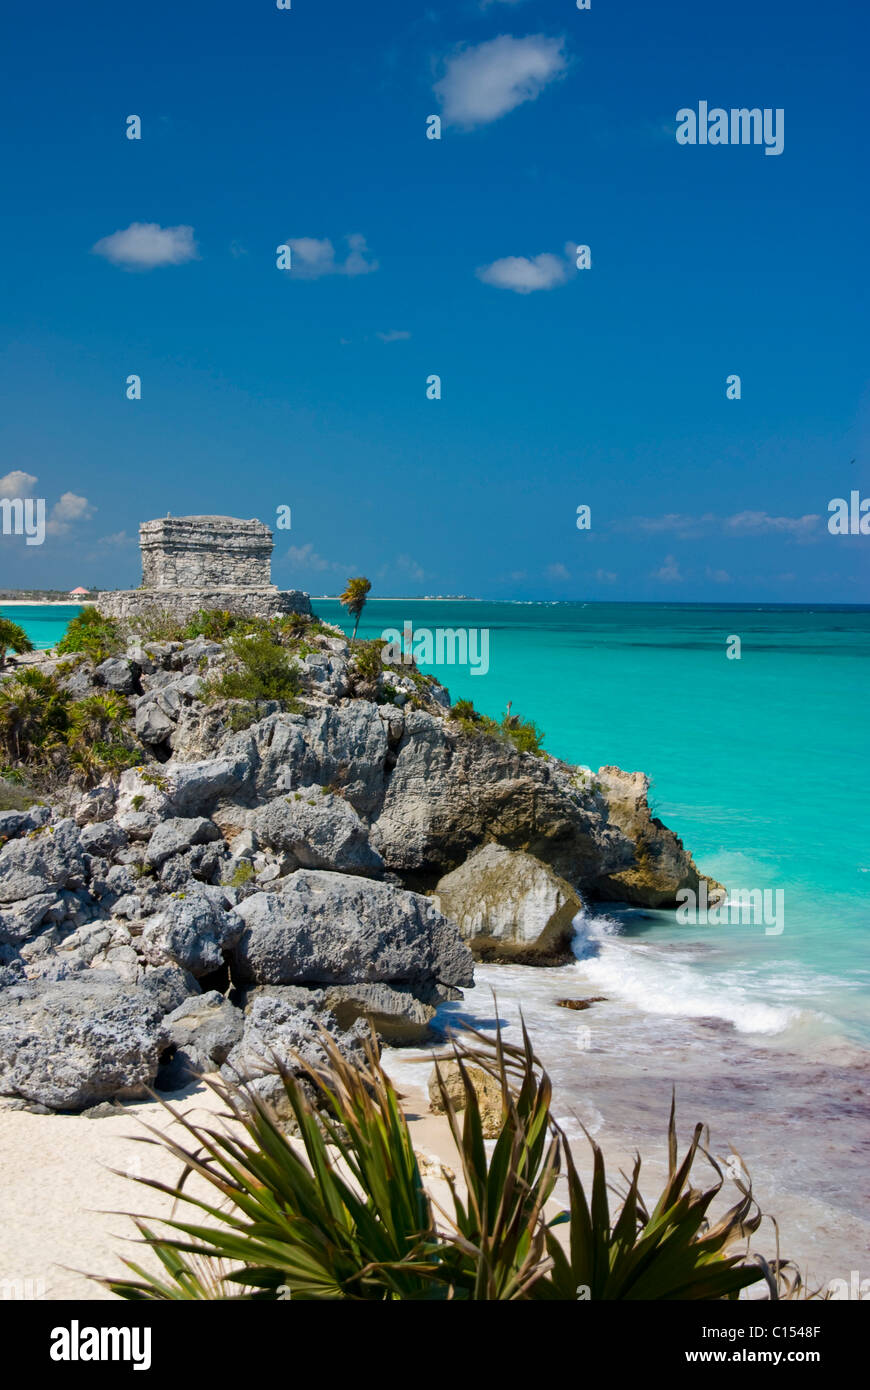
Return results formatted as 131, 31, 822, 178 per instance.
0, 618, 33, 670
339, 577, 372, 645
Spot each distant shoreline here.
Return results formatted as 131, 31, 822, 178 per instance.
0, 600, 87, 607
314, 596, 482, 602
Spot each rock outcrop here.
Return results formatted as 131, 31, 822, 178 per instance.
433, 844, 583, 964
0, 973, 166, 1110
0, 603, 721, 1112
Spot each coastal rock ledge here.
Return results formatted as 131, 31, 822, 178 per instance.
0, 603, 719, 1112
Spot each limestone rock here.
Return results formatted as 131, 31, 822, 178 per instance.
251, 790, 383, 877
322, 982, 436, 1044
73, 783, 116, 828
428, 1061, 505, 1139
140, 888, 243, 977
0, 806, 51, 842
158, 991, 243, 1086
93, 657, 140, 695
145, 816, 223, 867
135, 700, 175, 747
0, 973, 166, 1111
224, 703, 389, 818
221, 988, 368, 1120
433, 843, 583, 963
165, 755, 253, 816
0, 819, 85, 905
231, 870, 474, 996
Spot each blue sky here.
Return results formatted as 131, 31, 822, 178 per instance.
0, 0, 867, 600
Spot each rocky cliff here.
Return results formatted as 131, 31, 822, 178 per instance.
0, 614, 718, 1112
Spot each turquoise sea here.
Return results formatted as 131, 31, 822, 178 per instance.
0, 605, 83, 651
7, 598, 868, 1047
316, 599, 870, 1051
5, 597, 870, 1271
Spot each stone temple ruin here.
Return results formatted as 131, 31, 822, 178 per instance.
98, 515, 311, 622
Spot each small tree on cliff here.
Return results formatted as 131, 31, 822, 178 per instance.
0, 618, 33, 670
339, 577, 372, 646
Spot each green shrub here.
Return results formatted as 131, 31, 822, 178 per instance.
451, 698, 476, 720
350, 640, 385, 683
183, 609, 239, 642
0, 668, 70, 764
204, 629, 301, 707
504, 718, 545, 756
450, 699, 545, 756
125, 610, 188, 643
57, 608, 122, 664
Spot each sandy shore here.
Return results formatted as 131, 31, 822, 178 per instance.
0, 1058, 853, 1302
0, 1075, 462, 1302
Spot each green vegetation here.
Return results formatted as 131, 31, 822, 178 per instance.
182, 609, 238, 642
101, 1020, 791, 1302
349, 639, 384, 684
225, 860, 254, 888
0, 667, 137, 787
0, 617, 34, 670
339, 576, 372, 645
0, 775, 41, 812
203, 628, 301, 707
57, 607, 122, 665
225, 702, 260, 732
450, 699, 545, 757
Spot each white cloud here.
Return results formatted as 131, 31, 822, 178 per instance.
92, 222, 199, 270
396, 554, 425, 582
377, 330, 411, 343
628, 512, 716, 536
724, 511, 819, 538
595, 569, 618, 584
0, 470, 38, 498
286, 234, 378, 279
434, 34, 567, 129
286, 543, 350, 573
97, 530, 136, 548
46, 493, 95, 536
547, 562, 571, 581
651, 555, 682, 583
616, 511, 819, 543
477, 250, 571, 294
705, 567, 732, 584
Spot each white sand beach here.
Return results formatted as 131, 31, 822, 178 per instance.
0, 1077, 462, 1302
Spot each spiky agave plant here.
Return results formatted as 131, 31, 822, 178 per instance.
100, 1023, 779, 1301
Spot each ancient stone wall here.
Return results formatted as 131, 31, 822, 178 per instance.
98, 587, 311, 622
97, 514, 311, 622
140, 516, 272, 589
